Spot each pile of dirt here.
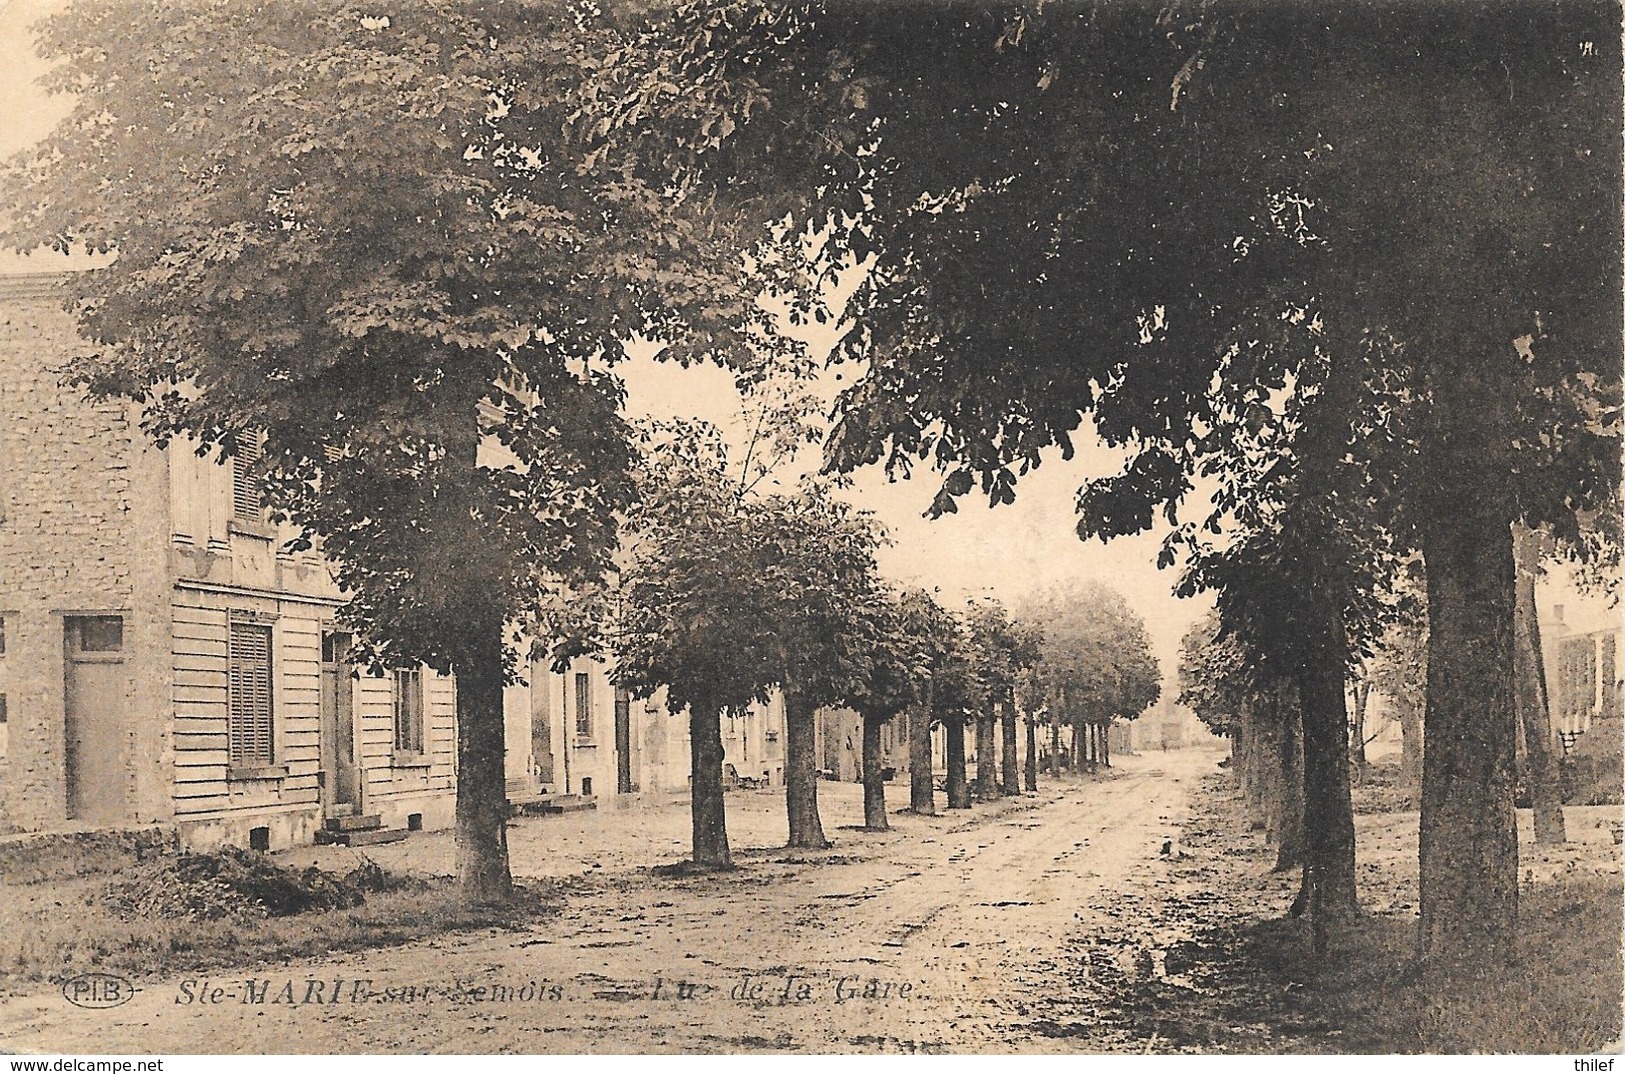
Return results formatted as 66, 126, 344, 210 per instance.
102, 847, 411, 921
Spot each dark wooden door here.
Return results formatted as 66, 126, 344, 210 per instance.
530, 657, 554, 785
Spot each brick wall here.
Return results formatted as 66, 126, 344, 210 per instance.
0, 274, 174, 831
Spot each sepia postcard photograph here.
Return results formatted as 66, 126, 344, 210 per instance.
0, 0, 1619, 1059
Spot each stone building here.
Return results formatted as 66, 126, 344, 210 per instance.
0, 270, 786, 849
0, 271, 466, 850
814, 707, 908, 784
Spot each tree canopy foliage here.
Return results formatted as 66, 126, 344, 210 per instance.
608, 0, 1620, 964
0, 1, 773, 672
966, 599, 1041, 713
1177, 611, 1246, 742
1022, 582, 1160, 727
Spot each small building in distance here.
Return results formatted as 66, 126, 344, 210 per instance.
510, 659, 786, 803
1541, 594, 1622, 778
1130, 694, 1209, 752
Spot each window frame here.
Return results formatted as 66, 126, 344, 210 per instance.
228, 432, 278, 540
573, 671, 592, 740
392, 667, 427, 761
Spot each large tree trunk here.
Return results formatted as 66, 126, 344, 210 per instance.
448, 418, 512, 907
908, 701, 935, 815
1274, 686, 1306, 873
1049, 718, 1060, 777
1023, 714, 1038, 792
784, 693, 829, 849
1400, 702, 1424, 791
689, 701, 731, 868
454, 621, 514, 905
945, 717, 971, 808
1295, 592, 1361, 949
1001, 702, 1020, 795
974, 712, 997, 800
1101, 721, 1112, 767
1241, 704, 1267, 830
1349, 682, 1370, 769
1514, 524, 1566, 845
861, 712, 889, 832
1260, 708, 1284, 846
1419, 509, 1519, 966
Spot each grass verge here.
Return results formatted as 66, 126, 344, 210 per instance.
1, 867, 559, 992
1070, 772, 1622, 1053
1287, 874, 1622, 1053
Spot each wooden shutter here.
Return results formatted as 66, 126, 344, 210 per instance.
228, 622, 274, 767
232, 435, 264, 522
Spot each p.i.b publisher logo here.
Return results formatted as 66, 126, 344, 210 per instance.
61, 973, 138, 1009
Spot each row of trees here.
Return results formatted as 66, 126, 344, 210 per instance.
0, 0, 1163, 890
572, 423, 1160, 870
1182, 523, 1578, 886
6, 2, 1614, 968
591, 1, 1619, 967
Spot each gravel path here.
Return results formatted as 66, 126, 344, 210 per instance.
0, 748, 1221, 1054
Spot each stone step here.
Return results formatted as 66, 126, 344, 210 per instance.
316, 827, 408, 848
511, 794, 598, 817
323, 813, 382, 833
538, 795, 597, 815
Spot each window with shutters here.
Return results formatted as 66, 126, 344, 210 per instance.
228, 621, 275, 768
574, 672, 592, 739
393, 668, 425, 758
231, 434, 264, 523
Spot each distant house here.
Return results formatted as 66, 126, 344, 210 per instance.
0, 271, 784, 850
512, 658, 787, 801
1129, 694, 1205, 752
1542, 600, 1622, 763
813, 707, 907, 783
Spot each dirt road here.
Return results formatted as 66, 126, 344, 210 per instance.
0, 748, 1221, 1054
